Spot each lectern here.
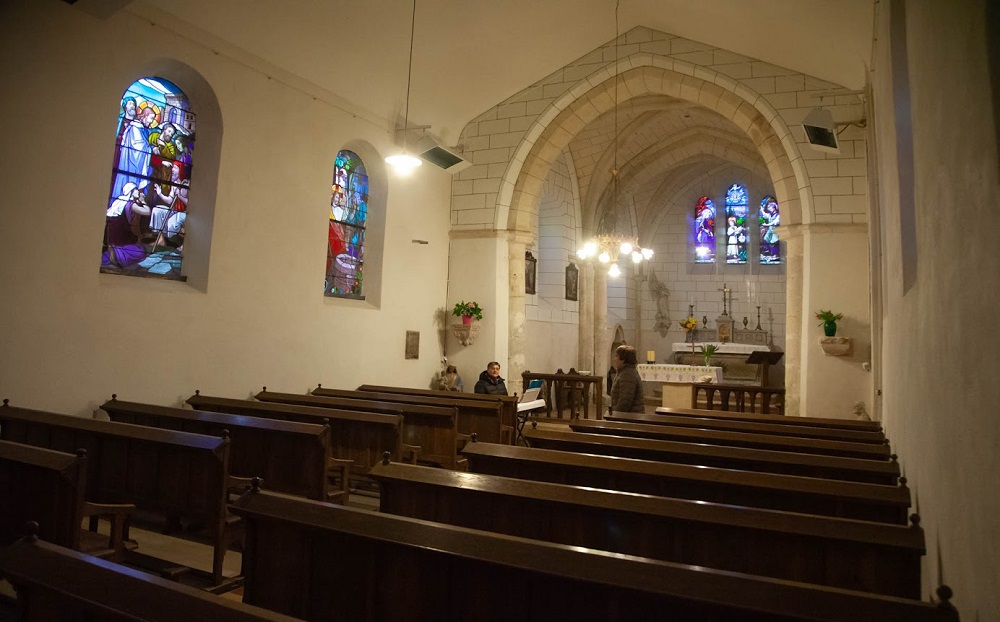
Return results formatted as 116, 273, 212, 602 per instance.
746, 350, 784, 387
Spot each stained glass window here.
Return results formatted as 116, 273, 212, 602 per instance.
325, 150, 368, 297
758, 195, 782, 264
693, 196, 716, 263
724, 184, 748, 264
101, 77, 195, 279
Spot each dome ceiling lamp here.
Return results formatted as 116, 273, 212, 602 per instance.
575, 0, 652, 278
385, 0, 423, 175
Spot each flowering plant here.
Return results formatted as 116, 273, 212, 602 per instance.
452, 300, 483, 321
679, 317, 698, 332
815, 309, 843, 326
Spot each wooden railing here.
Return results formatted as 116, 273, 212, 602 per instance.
692, 382, 785, 415
521, 369, 603, 419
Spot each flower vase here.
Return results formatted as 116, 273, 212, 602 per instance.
462, 315, 473, 325
703, 356, 712, 367
823, 320, 837, 337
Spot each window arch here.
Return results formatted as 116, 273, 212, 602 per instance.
101, 77, 195, 279
758, 195, 782, 264
693, 196, 716, 263
325, 150, 368, 297
724, 183, 748, 264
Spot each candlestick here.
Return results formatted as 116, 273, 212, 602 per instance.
646, 350, 656, 364
755, 305, 762, 330
688, 304, 694, 318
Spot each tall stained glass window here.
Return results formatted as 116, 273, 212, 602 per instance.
102, 77, 195, 278
326, 150, 368, 297
724, 184, 748, 264
758, 195, 782, 264
693, 196, 716, 263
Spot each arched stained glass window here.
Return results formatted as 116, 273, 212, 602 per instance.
693, 196, 716, 263
724, 183, 748, 264
325, 150, 368, 297
758, 195, 782, 264
102, 77, 195, 278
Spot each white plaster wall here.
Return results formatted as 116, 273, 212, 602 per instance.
0, 2, 452, 413
872, 0, 999, 617
800, 228, 871, 419
445, 236, 508, 382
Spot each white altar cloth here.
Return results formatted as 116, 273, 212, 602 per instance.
637, 364, 723, 384
671, 342, 769, 355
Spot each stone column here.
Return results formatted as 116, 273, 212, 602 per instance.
783, 224, 804, 416
507, 236, 528, 396
578, 262, 595, 373
594, 266, 609, 400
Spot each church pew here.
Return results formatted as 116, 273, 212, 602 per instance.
357, 383, 518, 436
370, 460, 925, 598
0, 535, 300, 622
608, 410, 887, 444
100, 397, 347, 503
461, 442, 911, 524
523, 427, 900, 485
315, 384, 509, 444
570, 418, 892, 460
0, 440, 132, 560
230, 488, 959, 622
186, 392, 404, 477
0, 402, 237, 589
255, 389, 466, 470
656, 405, 883, 431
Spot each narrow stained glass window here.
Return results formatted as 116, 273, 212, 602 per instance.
694, 196, 716, 263
325, 150, 368, 297
724, 184, 748, 264
102, 77, 195, 279
759, 195, 782, 264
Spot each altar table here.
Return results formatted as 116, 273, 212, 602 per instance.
637, 364, 723, 409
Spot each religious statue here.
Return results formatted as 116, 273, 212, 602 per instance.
649, 272, 672, 337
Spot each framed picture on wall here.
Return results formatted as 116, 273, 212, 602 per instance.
405, 331, 419, 359
565, 262, 579, 301
525, 251, 536, 295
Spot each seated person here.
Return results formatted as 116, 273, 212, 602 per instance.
474, 361, 508, 395
609, 345, 645, 413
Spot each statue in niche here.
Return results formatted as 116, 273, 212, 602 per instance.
649, 272, 672, 338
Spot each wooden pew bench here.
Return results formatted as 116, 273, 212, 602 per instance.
0, 402, 237, 589
0, 440, 131, 560
255, 389, 465, 470
370, 460, 925, 598
570, 418, 892, 460
608, 410, 887, 444
523, 427, 900, 485
186, 392, 404, 478
0, 535, 300, 622
656, 405, 884, 432
461, 442, 911, 524
100, 397, 347, 503
357, 383, 518, 438
315, 384, 509, 444
230, 488, 959, 622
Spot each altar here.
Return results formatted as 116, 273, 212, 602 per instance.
637, 364, 723, 409
671, 342, 772, 385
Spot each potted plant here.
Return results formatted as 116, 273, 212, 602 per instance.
452, 300, 483, 325
699, 343, 718, 366
815, 309, 844, 337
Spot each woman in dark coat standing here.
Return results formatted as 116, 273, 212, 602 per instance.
609, 345, 645, 413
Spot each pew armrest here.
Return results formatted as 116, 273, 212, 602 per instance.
402, 443, 421, 464
81, 501, 136, 561
327, 458, 353, 501
226, 475, 257, 498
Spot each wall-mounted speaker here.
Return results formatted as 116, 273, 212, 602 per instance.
802, 107, 840, 154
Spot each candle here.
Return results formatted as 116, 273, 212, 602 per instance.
646, 350, 656, 363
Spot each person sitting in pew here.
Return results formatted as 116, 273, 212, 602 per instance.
610, 345, 645, 413
474, 361, 508, 395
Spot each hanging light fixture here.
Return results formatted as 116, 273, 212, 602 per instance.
575, 0, 653, 277
385, 0, 423, 174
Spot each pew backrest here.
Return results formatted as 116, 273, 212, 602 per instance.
608, 411, 887, 444
357, 383, 518, 433
656, 406, 883, 431
462, 442, 911, 524
231, 489, 958, 622
370, 460, 925, 598
101, 398, 334, 501
523, 427, 900, 485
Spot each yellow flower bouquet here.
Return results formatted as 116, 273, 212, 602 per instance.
679, 317, 699, 331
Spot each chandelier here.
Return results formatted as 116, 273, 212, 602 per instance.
577, 234, 653, 278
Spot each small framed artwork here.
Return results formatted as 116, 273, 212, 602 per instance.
524, 251, 536, 295
565, 262, 579, 301
405, 331, 419, 359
